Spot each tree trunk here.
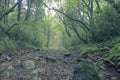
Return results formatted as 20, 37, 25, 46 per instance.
25, 0, 32, 20
17, 0, 22, 21
46, 27, 50, 47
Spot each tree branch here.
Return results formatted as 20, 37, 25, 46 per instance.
0, 0, 23, 20
6, 23, 18, 34
43, 3, 90, 32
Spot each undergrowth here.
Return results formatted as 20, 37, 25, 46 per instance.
0, 37, 16, 52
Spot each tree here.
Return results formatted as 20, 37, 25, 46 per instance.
17, 0, 22, 21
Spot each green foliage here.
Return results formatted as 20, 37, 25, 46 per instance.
3, 37, 16, 51
66, 0, 78, 9
74, 59, 104, 80
0, 40, 5, 52
79, 44, 98, 57
25, 42, 39, 50
0, 36, 16, 52
109, 43, 120, 58
93, 5, 120, 42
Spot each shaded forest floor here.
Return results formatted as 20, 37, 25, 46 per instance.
0, 49, 79, 80
0, 49, 120, 80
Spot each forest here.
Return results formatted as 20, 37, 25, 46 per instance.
0, 0, 120, 80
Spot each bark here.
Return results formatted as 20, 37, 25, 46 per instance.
17, 0, 22, 21
44, 3, 91, 33
46, 28, 50, 47
71, 22, 88, 43
6, 23, 18, 35
25, 0, 32, 20
0, 0, 22, 21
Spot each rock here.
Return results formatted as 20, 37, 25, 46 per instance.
1, 71, 12, 78
34, 54, 43, 61
6, 56, 12, 61
7, 65, 14, 69
37, 68, 45, 73
40, 60, 47, 63
64, 53, 72, 57
21, 60, 35, 69
45, 56, 57, 63
117, 69, 120, 73
111, 77, 117, 80
25, 53, 34, 58
32, 77, 42, 80
36, 49, 40, 51
34, 56, 40, 60
31, 68, 45, 74
9, 69, 18, 76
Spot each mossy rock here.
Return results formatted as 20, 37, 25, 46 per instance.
73, 59, 104, 80
21, 60, 35, 69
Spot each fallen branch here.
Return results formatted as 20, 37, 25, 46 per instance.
88, 54, 116, 67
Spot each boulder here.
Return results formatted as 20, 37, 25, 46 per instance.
45, 56, 57, 63
21, 60, 35, 69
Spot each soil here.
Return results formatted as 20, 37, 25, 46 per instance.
0, 49, 120, 80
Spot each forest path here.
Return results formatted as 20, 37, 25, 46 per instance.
0, 49, 79, 80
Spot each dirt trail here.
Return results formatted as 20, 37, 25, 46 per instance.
0, 49, 79, 80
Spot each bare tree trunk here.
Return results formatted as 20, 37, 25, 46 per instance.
25, 0, 32, 20
46, 27, 50, 47
0, 0, 22, 21
17, 0, 22, 21
2, 0, 10, 24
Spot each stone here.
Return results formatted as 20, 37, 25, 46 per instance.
9, 70, 18, 76
6, 56, 12, 61
34, 56, 40, 60
40, 60, 46, 63
64, 53, 72, 57
2, 71, 10, 78
111, 77, 117, 80
21, 60, 35, 69
7, 65, 14, 69
117, 69, 120, 73
33, 54, 43, 60
32, 77, 42, 80
45, 56, 57, 63
31, 68, 45, 74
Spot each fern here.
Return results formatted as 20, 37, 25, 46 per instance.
79, 45, 98, 57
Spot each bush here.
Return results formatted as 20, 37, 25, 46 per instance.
3, 37, 16, 51
0, 37, 16, 52
0, 41, 5, 52
109, 43, 120, 58
79, 44, 98, 57
73, 59, 104, 80
93, 6, 120, 42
